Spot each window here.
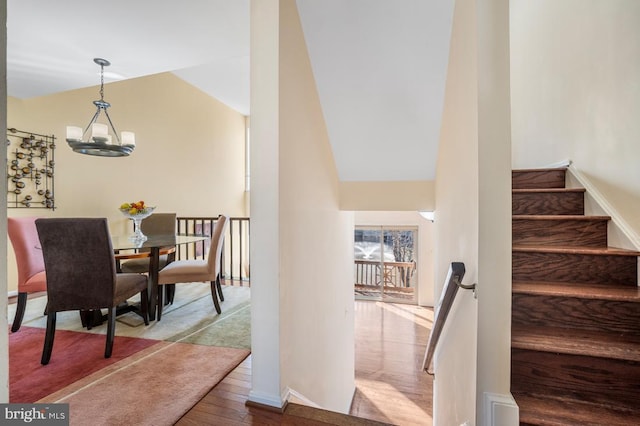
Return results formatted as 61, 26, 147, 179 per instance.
354, 226, 418, 303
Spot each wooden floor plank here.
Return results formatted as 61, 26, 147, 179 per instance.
176, 299, 434, 425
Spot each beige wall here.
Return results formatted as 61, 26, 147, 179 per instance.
511, 0, 640, 243
476, 0, 514, 422
434, 0, 514, 424
340, 180, 435, 211
433, 0, 479, 422
6, 72, 247, 292
249, 0, 355, 413
279, 0, 355, 411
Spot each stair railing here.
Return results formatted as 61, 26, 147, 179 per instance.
422, 262, 476, 375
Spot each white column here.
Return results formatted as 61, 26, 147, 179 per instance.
248, 0, 284, 409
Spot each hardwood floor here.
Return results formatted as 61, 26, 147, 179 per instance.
176, 299, 434, 425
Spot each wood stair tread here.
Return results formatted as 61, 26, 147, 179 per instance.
513, 167, 568, 173
514, 392, 640, 426
513, 244, 640, 256
512, 325, 640, 361
512, 215, 610, 221
513, 281, 640, 300
511, 167, 640, 423
513, 188, 585, 193
284, 403, 391, 425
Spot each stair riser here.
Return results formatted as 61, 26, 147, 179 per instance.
513, 252, 637, 286
513, 219, 608, 247
514, 393, 640, 426
511, 167, 640, 423
512, 348, 640, 410
512, 294, 640, 334
513, 192, 584, 215
512, 170, 566, 190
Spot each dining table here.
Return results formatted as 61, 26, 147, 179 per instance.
112, 233, 208, 321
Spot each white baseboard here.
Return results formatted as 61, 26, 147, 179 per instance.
8, 290, 18, 298
483, 392, 519, 426
286, 388, 322, 408
544, 159, 572, 169
246, 389, 287, 410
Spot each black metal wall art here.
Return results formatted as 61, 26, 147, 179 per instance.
6, 128, 55, 209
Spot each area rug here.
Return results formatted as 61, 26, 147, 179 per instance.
15, 284, 251, 342
167, 301, 251, 349
9, 326, 160, 403
8, 284, 252, 422
40, 341, 249, 426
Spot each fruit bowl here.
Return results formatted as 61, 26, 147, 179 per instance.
119, 201, 155, 242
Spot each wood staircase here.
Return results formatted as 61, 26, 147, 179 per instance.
511, 168, 640, 425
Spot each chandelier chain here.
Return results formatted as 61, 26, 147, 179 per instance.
99, 63, 105, 101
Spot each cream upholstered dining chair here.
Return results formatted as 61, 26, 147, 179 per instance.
156, 214, 229, 321
35, 218, 149, 365
7, 217, 47, 332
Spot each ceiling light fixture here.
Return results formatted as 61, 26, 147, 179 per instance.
419, 211, 435, 222
66, 58, 135, 157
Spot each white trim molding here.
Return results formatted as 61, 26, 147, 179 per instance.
286, 388, 322, 409
247, 389, 287, 411
483, 392, 519, 426
567, 164, 640, 251
544, 159, 572, 169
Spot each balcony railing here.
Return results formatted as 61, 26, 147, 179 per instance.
354, 259, 416, 288
176, 216, 250, 281
173, 217, 418, 294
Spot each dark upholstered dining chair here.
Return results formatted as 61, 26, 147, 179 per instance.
156, 215, 228, 320
35, 218, 149, 365
7, 217, 47, 332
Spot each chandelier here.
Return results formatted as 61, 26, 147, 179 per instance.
66, 58, 135, 157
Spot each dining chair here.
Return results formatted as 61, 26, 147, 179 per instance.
118, 212, 177, 274
156, 214, 228, 320
35, 218, 149, 365
7, 217, 47, 332
118, 212, 177, 305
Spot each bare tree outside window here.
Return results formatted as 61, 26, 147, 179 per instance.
354, 227, 418, 303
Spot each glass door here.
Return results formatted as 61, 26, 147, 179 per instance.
354, 226, 418, 303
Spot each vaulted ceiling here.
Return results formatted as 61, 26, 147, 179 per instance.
7, 0, 453, 182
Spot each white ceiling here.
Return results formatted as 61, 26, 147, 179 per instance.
296, 0, 452, 181
7, 0, 453, 182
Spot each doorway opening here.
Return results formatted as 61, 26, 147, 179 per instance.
354, 226, 418, 304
